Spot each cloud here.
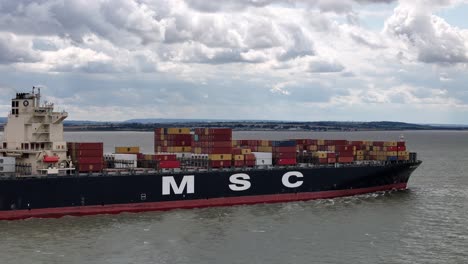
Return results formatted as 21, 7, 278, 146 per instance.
384, 3, 468, 64
0, 0, 467, 124
308, 59, 345, 73
0, 33, 40, 64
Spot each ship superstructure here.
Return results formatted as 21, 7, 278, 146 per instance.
0, 88, 73, 175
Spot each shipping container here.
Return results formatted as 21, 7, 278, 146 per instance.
233, 155, 244, 161
275, 159, 296, 165
77, 163, 103, 172
159, 160, 181, 169
338, 157, 354, 163
115, 146, 140, 154
233, 160, 245, 167
255, 158, 272, 166
210, 160, 232, 168
209, 154, 232, 161
244, 153, 256, 161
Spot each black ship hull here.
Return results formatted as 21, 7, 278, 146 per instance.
0, 161, 421, 220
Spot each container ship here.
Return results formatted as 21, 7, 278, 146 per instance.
0, 89, 421, 220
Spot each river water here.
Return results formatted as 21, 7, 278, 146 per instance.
0, 130, 467, 264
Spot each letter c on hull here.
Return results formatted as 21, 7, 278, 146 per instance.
282, 171, 304, 188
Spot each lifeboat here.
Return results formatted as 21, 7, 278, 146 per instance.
43, 155, 59, 163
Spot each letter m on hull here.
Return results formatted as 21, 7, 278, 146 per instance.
162, 175, 195, 195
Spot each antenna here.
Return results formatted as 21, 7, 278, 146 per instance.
37, 87, 41, 106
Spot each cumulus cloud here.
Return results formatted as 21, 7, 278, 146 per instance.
384, 3, 468, 64
0, 33, 40, 64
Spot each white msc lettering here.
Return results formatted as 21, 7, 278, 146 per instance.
229, 173, 251, 191
162, 175, 195, 195
282, 171, 304, 188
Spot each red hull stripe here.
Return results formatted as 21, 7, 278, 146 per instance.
0, 183, 407, 221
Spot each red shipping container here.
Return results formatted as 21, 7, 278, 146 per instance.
276, 159, 297, 165
208, 128, 232, 135
338, 157, 354, 163
232, 148, 242, 155
273, 152, 296, 158
397, 146, 406, 151
197, 134, 232, 141
159, 160, 180, 169
325, 140, 347, 146
273, 146, 296, 153
233, 160, 245, 167
319, 158, 328, 164
210, 160, 232, 168
78, 163, 103, 172
245, 160, 256, 167
327, 158, 336, 163
155, 154, 177, 161
202, 147, 233, 154
244, 154, 256, 161
78, 149, 103, 157
69, 142, 103, 150
397, 141, 406, 147
335, 145, 353, 152
77, 157, 103, 164
337, 151, 354, 157
386, 146, 398, 151
327, 153, 336, 158
373, 141, 385, 147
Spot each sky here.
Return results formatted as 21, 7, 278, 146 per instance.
1, 0, 468, 124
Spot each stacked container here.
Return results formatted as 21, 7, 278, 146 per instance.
154, 128, 192, 153
194, 128, 233, 168
272, 140, 297, 165
67, 142, 103, 172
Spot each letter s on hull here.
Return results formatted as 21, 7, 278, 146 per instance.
282, 171, 304, 188
229, 173, 251, 191
162, 175, 195, 195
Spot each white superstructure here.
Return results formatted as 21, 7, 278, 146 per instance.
0, 87, 74, 175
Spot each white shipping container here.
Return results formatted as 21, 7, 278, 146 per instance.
255, 158, 272, 166
113, 154, 137, 160
175, 152, 192, 159
0, 164, 15, 173
252, 152, 272, 159
0, 157, 16, 165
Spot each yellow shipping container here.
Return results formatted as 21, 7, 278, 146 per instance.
386, 151, 397, 156
327, 145, 335, 152
233, 155, 244, 161
209, 154, 232, 161
115, 146, 140, 154
168, 146, 192, 152
167, 128, 190, 135
398, 151, 408, 156
356, 150, 364, 156
373, 146, 381, 151
193, 147, 202, 154
241, 149, 251, 154
258, 146, 273, 152
384, 141, 397, 147
356, 155, 364, 161
307, 145, 318, 151
317, 140, 325, 146
316, 152, 327, 158
232, 140, 239, 147
377, 155, 387, 161
260, 140, 270, 147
